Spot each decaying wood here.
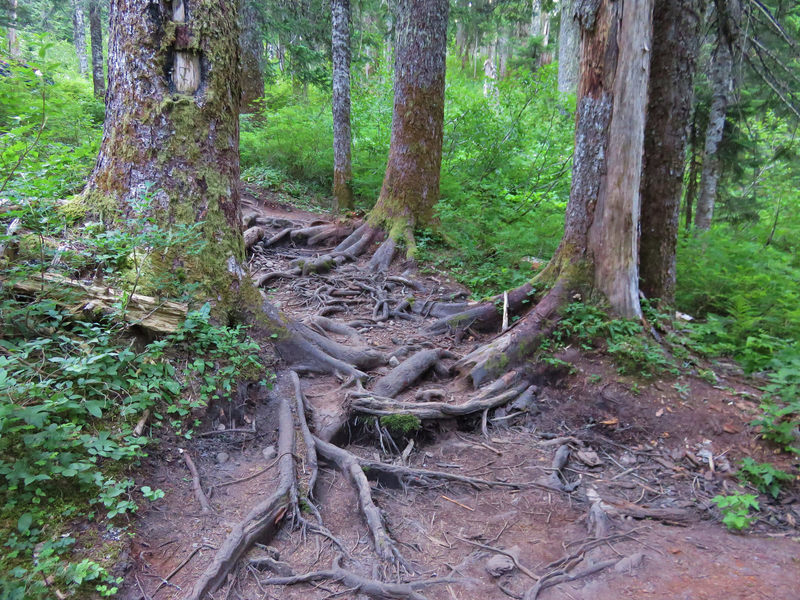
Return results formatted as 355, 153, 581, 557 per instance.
187, 394, 296, 600
6, 272, 187, 333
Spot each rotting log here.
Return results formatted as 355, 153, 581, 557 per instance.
5, 272, 187, 333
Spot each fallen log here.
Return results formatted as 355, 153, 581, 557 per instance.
4, 271, 187, 333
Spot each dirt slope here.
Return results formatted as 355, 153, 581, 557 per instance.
121, 191, 799, 600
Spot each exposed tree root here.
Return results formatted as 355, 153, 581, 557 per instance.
181, 451, 212, 514
187, 393, 296, 600
426, 282, 536, 334
313, 435, 410, 568
262, 555, 466, 600
523, 557, 621, 600
373, 349, 457, 397
260, 300, 368, 380
455, 281, 571, 387
358, 460, 526, 490
368, 237, 397, 272
307, 315, 367, 345
350, 383, 528, 420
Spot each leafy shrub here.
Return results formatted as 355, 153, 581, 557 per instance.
737, 458, 793, 498
712, 493, 760, 531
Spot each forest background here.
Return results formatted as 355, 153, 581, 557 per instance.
0, 0, 799, 598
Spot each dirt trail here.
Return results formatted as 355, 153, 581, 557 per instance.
122, 191, 799, 600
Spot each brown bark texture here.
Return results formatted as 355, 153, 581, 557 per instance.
239, 0, 265, 111
83, 0, 244, 312
89, 0, 105, 98
696, 0, 740, 230
367, 0, 449, 251
331, 0, 353, 211
639, 0, 702, 305
72, 0, 88, 75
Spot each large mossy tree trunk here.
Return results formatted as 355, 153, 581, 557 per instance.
331, 0, 353, 211
639, 0, 702, 305
366, 0, 448, 258
88, 0, 105, 99
457, 0, 654, 386
71, 0, 88, 75
83, 0, 245, 318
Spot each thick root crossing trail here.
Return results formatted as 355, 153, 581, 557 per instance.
124, 193, 800, 600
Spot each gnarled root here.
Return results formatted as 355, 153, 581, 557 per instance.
313, 436, 410, 568
187, 392, 296, 600
426, 282, 536, 334
373, 349, 457, 398
351, 382, 528, 420
368, 237, 397, 272
259, 300, 369, 380
262, 555, 467, 600
455, 281, 571, 387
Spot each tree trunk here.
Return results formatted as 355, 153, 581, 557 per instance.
240, 0, 265, 111
531, 0, 542, 37
88, 0, 105, 98
684, 106, 701, 231
695, 0, 739, 230
456, 0, 654, 386
557, 0, 579, 94
639, 0, 702, 305
331, 0, 353, 211
498, 26, 511, 79
71, 0, 89, 75
7, 0, 20, 58
82, 0, 245, 318
366, 0, 448, 258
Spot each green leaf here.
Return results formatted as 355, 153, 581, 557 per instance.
17, 512, 33, 533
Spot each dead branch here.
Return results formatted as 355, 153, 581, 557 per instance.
181, 451, 212, 513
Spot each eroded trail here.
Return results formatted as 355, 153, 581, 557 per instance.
124, 192, 800, 600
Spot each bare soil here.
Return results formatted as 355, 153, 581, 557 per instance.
121, 191, 800, 600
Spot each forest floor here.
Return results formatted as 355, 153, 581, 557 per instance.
120, 189, 800, 600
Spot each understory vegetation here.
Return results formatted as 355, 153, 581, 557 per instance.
1, 9, 799, 596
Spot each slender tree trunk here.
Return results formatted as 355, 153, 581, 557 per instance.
696, 0, 739, 230
639, 0, 702, 305
88, 0, 104, 98
82, 0, 245, 317
7, 0, 19, 57
366, 0, 449, 257
71, 0, 89, 75
684, 106, 701, 230
498, 27, 511, 79
540, 9, 550, 47
557, 0, 579, 94
331, 0, 353, 211
531, 0, 542, 37
240, 0, 265, 111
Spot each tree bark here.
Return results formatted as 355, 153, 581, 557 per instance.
71, 0, 89, 75
88, 0, 105, 98
7, 0, 19, 58
531, 0, 542, 37
639, 0, 702, 305
366, 0, 449, 258
331, 0, 353, 211
455, 0, 654, 386
696, 0, 740, 230
82, 0, 245, 318
239, 0, 265, 111
557, 0, 579, 94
